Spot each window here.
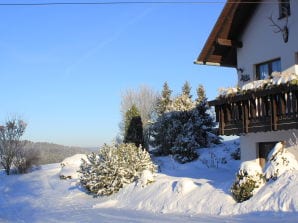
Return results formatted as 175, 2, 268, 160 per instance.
279, 0, 290, 19
256, 59, 281, 80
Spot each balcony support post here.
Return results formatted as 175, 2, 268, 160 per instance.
242, 101, 249, 133
219, 105, 227, 135
271, 95, 278, 131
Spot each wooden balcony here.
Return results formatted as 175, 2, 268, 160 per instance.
209, 85, 298, 135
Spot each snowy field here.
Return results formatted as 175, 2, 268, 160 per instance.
0, 139, 298, 223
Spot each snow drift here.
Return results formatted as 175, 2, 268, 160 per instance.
0, 139, 298, 222
58, 139, 298, 215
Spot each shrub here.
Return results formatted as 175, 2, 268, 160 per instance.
231, 161, 264, 203
231, 148, 241, 160
231, 175, 261, 203
172, 147, 198, 164
264, 141, 298, 181
13, 148, 40, 174
79, 143, 157, 196
0, 118, 27, 175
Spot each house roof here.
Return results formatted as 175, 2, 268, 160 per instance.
195, 0, 260, 67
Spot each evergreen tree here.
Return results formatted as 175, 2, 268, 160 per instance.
150, 111, 183, 155
79, 143, 157, 196
150, 82, 221, 162
192, 86, 221, 147
171, 81, 194, 112
182, 81, 191, 98
156, 82, 172, 115
124, 105, 144, 148
196, 84, 206, 104
124, 105, 139, 135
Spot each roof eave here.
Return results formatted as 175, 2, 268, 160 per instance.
195, 0, 260, 68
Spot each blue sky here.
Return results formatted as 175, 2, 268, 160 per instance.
0, 1, 236, 147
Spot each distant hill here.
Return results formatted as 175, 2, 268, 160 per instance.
23, 141, 97, 165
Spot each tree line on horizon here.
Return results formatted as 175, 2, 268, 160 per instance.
0, 118, 93, 175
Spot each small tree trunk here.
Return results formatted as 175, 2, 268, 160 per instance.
5, 166, 10, 175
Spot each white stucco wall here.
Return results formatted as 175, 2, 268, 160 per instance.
217, 1, 298, 165
237, 0, 298, 87
240, 129, 298, 164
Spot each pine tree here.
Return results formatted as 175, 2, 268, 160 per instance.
182, 81, 191, 98
124, 105, 139, 134
192, 85, 221, 147
170, 110, 199, 163
196, 84, 206, 104
156, 82, 172, 115
79, 143, 157, 196
150, 83, 220, 161
124, 105, 144, 148
171, 81, 194, 112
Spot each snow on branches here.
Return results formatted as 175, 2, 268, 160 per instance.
264, 141, 298, 181
231, 161, 265, 203
232, 141, 298, 202
150, 82, 221, 163
79, 143, 157, 196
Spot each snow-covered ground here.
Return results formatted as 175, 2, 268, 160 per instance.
0, 139, 298, 222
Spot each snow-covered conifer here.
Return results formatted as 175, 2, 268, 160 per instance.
79, 143, 157, 196
156, 82, 172, 115
150, 82, 220, 161
182, 81, 191, 98
150, 112, 182, 155
196, 84, 206, 105
170, 82, 195, 112
231, 161, 265, 202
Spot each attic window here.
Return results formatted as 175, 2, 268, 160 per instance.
256, 59, 281, 80
279, 0, 290, 19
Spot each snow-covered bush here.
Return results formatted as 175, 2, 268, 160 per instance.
79, 143, 157, 196
136, 169, 155, 187
231, 161, 265, 203
264, 142, 298, 181
150, 83, 221, 163
60, 154, 87, 180
171, 145, 198, 164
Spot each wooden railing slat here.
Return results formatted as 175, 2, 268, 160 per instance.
210, 87, 298, 135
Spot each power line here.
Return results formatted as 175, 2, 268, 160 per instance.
0, 1, 283, 7
0, 1, 225, 6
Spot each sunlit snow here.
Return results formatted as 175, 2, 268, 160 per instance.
0, 139, 298, 222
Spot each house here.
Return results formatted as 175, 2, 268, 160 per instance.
196, 0, 298, 167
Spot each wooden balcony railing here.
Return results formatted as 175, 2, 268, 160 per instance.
209, 85, 298, 135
